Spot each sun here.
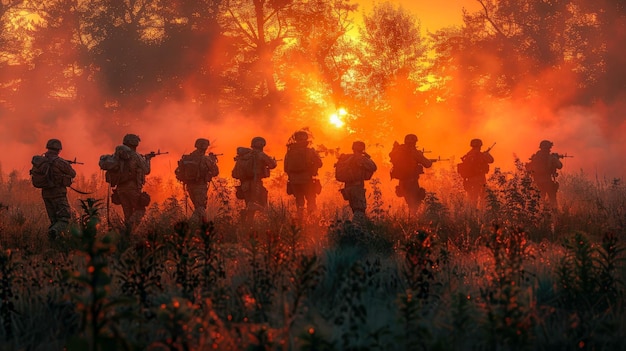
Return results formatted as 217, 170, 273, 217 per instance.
329, 108, 348, 128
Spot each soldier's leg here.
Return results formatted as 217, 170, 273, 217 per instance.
348, 186, 367, 222
401, 179, 421, 213
467, 181, 480, 207
305, 182, 317, 214
548, 181, 559, 209
117, 190, 134, 223
43, 197, 57, 226
295, 194, 305, 221
46, 196, 71, 239
189, 184, 208, 222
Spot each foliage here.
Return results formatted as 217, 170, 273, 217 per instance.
0, 166, 625, 350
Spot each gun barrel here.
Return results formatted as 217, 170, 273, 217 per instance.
64, 158, 84, 165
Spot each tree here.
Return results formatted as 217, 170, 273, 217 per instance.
219, 0, 297, 115
347, 2, 427, 138
286, 0, 358, 107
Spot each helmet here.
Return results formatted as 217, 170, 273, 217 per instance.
251, 136, 266, 149
46, 139, 62, 150
123, 134, 141, 147
352, 141, 366, 152
294, 131, 308, 142
404, 134, 418, 145
539, 140, 553, 149
195, 138, 210, 149
470, 139, 483, 147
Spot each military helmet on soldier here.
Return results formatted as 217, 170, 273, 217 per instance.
294, 131, 308, 142
539, 140, 553, 150
251, 136, 266, 150
195, 138, 210, 150
470, 139, 483, 148
123, 134, 141, 147
352, 141, 366, 153
404, 134, 418, 145
46, 139, 62, 151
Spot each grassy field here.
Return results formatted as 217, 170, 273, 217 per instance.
0, 162, 624, 351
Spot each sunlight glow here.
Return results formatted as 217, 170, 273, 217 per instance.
329, 108, 347, 128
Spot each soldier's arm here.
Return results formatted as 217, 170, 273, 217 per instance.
60, 161, 77, 178
138, 153, 151, 174
416, 151, 433, 168
263, 153, 278, 169
483, 152, 495, 163
311, 148, 323, 168
362, 156, 377, 172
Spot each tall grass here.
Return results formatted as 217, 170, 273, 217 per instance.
0, 165, 624, 350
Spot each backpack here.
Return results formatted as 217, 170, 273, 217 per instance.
285, 147, 308, 173
30, 156, 55, 188
335, 154, 363, 182
99, 153, 130, 186
232, 147, 256, 180
285, 146, 319, 175
526, 152, 553, 176
175, 153, 204, 183
389, 142, 421, 179
457, 152, 489, 178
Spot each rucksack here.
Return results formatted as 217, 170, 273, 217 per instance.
335, 154, 362, 182
285, 147, 307, 173
526, 152, 553, 176
175, 153, 204, 183
389, 142, 421, 179
232, 147, 256, 180
458, 151, 490, 178
285, 146, 319, 174
30, 156, 55, 188
99, 153, 131, 186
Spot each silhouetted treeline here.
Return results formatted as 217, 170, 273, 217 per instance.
1, 0, 624, 128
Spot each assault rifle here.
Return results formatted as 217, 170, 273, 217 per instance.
64, 157, 84, 165
143, 149, 169, 160
484, 142, 496, 153
554, 153, 574, 159
429, 156, 451, 163
209, 152, 223, 162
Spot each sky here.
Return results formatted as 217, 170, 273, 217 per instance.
357, 0, 481, 32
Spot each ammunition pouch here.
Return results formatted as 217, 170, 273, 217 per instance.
340, 188, 349, 201
139, 191, 151, 207
417, 187, 426, 202
395, 185, 405, 197
312, 179, 322, 195
111, 189, 121, 205
235, 185, 245, 200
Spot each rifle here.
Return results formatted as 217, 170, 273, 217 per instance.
484, 142, 496, 153
143, 149, 169, 159
209, 152, 223, 162
555, 153, 574, 159
64, 157, 84, 165
429, 156, 451, 163
61, 157, 93, 194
